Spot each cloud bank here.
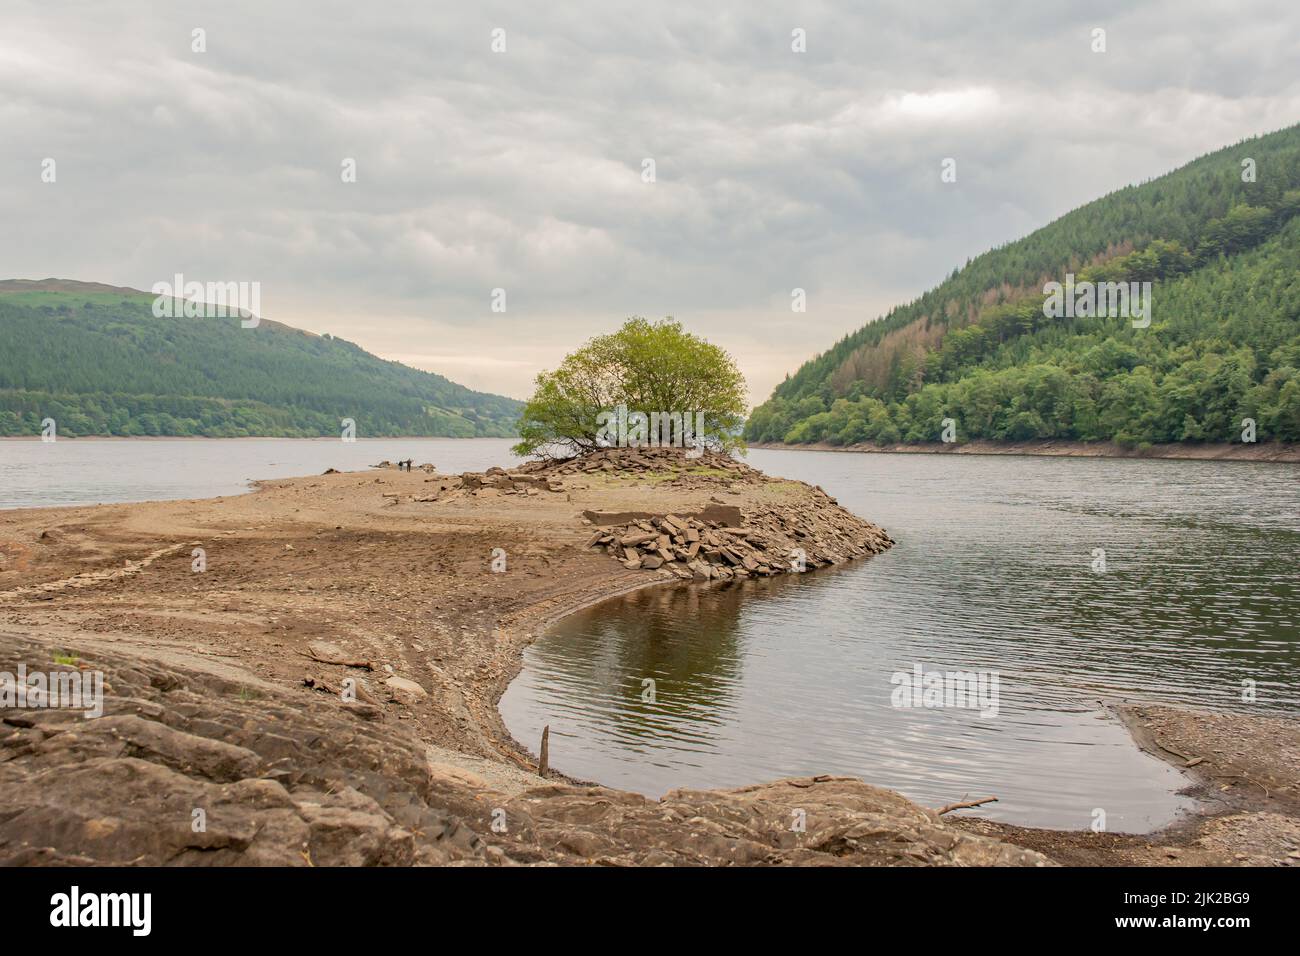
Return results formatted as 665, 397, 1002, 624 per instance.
3, 0, 1297, 402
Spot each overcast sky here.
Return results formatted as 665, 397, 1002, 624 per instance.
3, 1, 1298, 404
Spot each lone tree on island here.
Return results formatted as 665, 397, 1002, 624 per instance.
512, 317, 748, 458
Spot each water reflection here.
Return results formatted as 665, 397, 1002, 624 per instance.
501, 451, 1299, 832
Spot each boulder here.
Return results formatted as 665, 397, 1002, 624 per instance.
384, 676, 428, 703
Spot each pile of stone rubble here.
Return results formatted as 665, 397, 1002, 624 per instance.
585, 486, 893, 581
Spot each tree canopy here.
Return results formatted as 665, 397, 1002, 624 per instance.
512, 317, 747, 457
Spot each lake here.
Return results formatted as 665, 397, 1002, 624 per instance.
500, 448, 1300, 832
4, 440, 1296, 831
0, 437, 520, 510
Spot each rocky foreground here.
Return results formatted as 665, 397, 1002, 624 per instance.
0, 631, 1047, 865
0, 448, 1295, 866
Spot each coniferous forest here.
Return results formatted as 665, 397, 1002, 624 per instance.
0, 286, 521, 438
745, 124, 1300, 449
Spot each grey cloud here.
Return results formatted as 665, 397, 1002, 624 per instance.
2, 0, 1297, 403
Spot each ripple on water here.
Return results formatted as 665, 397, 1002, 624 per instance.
501, 451, 1299, 832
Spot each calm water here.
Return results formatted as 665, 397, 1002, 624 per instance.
0, 438, 519, 510
501, 449, 1300, 832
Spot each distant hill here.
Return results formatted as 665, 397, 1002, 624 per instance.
746, 124, 1300, 448
0, 280, 521, 438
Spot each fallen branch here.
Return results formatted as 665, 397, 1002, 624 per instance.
301, 641, 374, 670
935, 796, 998, 816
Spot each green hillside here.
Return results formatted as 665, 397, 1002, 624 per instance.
0, 281, 521, 438
746, 124, 1300, 448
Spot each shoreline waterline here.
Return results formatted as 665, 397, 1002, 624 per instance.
1, 452, 1294, 863
750, 438, 1300, 463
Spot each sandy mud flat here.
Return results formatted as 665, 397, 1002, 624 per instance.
1, 449, 1295, 865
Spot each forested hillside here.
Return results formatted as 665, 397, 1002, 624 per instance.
0, 283, 521, 438
746, 124, 1300, 447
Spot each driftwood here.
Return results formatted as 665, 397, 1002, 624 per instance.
935, 796, 998, 816
538, 725, 550, 778
302, 641, 374, 670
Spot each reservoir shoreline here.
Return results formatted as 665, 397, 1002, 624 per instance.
751, 438, 1300, 463
7, 434, 1299, 464
1, 454, 1295, 866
